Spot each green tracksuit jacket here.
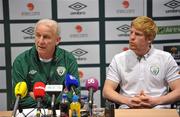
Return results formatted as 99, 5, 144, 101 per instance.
12, 45, 80, 108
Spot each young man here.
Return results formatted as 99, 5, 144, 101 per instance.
103, 16, 180, 108
12, 19, 80, 108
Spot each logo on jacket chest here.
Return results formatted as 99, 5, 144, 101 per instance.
150, 65, 159, 76
29, 70, 37, 75
57, 66, 66, 76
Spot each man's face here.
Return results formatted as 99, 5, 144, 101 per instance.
35, 24, 60, 59
129, 27, 150, 56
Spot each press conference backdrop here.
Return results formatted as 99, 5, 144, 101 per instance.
0, 0, 180, 110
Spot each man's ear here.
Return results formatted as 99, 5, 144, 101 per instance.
56, 36, 61, 45
148, 38, 152, 44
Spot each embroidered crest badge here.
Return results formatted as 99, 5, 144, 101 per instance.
150, 65, 159, 76
57, 66, 66, 76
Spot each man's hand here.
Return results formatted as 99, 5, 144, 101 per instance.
135, 90, 160, 108
29, 91, 35, 100
127, 97, 142, 108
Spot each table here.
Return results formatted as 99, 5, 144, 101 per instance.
115, 109, 179, 117
0, 111, 12, 117
0, 109, 179, 117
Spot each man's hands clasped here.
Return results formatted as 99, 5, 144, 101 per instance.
127, 90, 160, 108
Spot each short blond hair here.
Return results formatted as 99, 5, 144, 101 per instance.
131, 16, 158, 41
34, 19, 60, 36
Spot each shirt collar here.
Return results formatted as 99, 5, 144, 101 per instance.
144, 45, 154, 59
130, 45, 154, 61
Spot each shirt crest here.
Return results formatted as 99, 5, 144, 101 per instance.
150, 65, 159, 76
57, 66, 66, 76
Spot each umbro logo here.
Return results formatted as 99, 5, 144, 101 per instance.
116, 24, 130, 33
164, 0, 180, 9
71, 48, 88, 57
22, 27, 34, 36
69, 2, 87, 12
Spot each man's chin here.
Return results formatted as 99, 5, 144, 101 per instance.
37, 50, 46, 56
129, 46, 136, 50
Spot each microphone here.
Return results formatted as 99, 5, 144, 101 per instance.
12, 82, 27, 117
45, 82, 63, 117
33, 82, 46, 117
85, 78, 99, 112
65, 73, 79, 95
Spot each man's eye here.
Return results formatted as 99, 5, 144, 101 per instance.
36, 34, 41, 37
135, 32, 142, 36
43, 35, 49, 39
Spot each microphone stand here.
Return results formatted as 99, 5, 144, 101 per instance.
88, 88, 94, 117
36, 98, 42, 117
51, 94, 56, 117
71, 86, 76, 95
12, 96, 20, 117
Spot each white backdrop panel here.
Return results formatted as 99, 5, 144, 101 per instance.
105, 21, 131, 41
0, 24, 4, 43
106, 44, 129, 64
10, 23, 35, 43
78, 67, 100, 87
0, 93, 7, 111
106, 43, 180, 64
0, 0, 3, 20
105, 0, 147, 17
60, 45, 100, 64
60, 22, 99, 42
152, 0, 180, 17
57, 0, 99, 19
0, 70, 6, 89
0, 48, 5, 66
9, 0, 52, 19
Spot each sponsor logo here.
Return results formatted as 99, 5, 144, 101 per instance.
22, 27, 35, 40
122, 0, 129, 8
27, 3, 34, 11
157, 25, 180, 35
29, 70, 37, 75
116, 1, 135, 14
78, 69, 87, 84
71, 48, 87, 61
164, 45, 180, 60
75, 25, 83, 33
70, 24, 88, 38
164, 0, 180, 13
116, 24, 130, 37
21, 2, 40, 16
68, 2, 87, 15
78, 69, 84, 79
34, 86, 45, 90
123, 47, 129, 51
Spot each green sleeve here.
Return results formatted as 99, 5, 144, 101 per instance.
12, 57, 37, 108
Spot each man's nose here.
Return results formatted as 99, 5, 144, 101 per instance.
39, 36, 45, 43
130, 33, 135, 41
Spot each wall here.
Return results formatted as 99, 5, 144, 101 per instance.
0, 0, 180, 110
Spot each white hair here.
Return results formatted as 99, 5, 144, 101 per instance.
34, 19, 60, 36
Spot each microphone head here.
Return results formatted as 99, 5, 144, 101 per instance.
15, 82, 28, 98
85, 78, 99, 92
65, 73, 79, 91
33, 82, 46, 99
